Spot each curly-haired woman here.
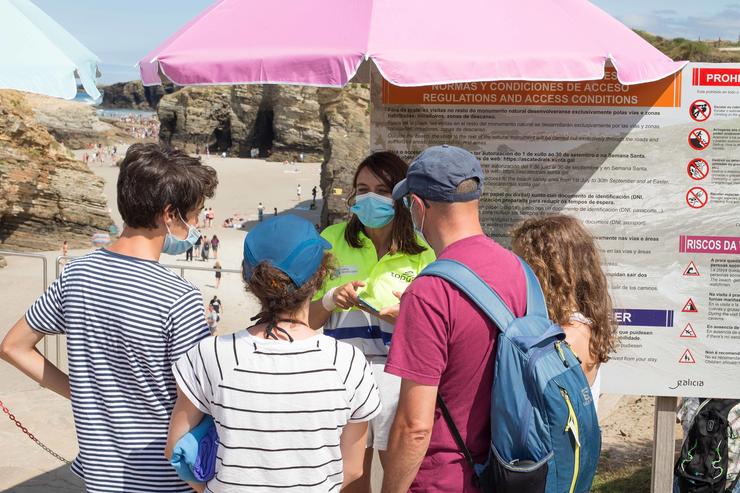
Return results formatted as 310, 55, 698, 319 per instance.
166, 215, 381, 492
510, 214, 618, 411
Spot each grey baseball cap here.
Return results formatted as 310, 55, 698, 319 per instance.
392, 145, 484, 202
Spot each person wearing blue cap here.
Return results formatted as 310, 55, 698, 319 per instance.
308, 152, 435, 491
381, 145, 528, 493
166, 214, 381, 493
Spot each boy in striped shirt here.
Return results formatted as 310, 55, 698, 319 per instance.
1, 143, 218, 492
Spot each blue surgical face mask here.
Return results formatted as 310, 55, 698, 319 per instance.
162, 214, 201, 255
350, 192, 396, 229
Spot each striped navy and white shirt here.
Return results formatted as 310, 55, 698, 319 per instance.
26, 249, 210, 492
173, 332, 382, 492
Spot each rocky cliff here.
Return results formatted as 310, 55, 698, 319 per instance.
101, 80, 178, 109
318, 85, 371, 225
0, 91, 113, 253
157, 83, 371, 225
22, 93, 123, 149
157, 84, 326, 162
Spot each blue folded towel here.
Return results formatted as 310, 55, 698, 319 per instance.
171, 415, 219, 483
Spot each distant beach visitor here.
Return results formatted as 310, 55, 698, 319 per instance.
206, 207, 215, 228
194, 230, 203, 256
0, 143, 217, 492
210, 235, 220, 259
209, 295, 223, 315
205, 305, 219, 334
166, 214, 380, 492
258, 201, 264, 222
213, 261, 222, 289
296, 183, 302, 201
201, 237, 210, 261
309, 151, 435, 492
510, 214, 617, 411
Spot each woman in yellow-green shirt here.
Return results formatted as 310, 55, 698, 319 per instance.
309, 151, 435, 492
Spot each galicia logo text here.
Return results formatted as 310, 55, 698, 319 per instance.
669, 378, 704, 390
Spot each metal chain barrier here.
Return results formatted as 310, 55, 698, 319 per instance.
0, 399, 69, 464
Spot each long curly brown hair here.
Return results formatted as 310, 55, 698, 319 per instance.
244, 252, 335, 321
509, 215, 617, 364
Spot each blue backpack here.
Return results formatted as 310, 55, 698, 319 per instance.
419, 257, 601, 493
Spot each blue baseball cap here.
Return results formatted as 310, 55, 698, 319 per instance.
243, 215, 331, 288
392, 145, 484, 202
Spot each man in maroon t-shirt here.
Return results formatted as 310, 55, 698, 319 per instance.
382, 145, 527, 493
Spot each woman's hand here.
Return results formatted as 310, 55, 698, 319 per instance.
376, 291, 403, 324
332, 281, 366, 310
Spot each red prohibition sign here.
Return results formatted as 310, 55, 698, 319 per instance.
687, 158, 709, 180
689, 99, 712, 122
688, 128, 710, 150
686, 187, 708, 209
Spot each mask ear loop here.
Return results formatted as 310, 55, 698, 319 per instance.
410, 195, 426, 235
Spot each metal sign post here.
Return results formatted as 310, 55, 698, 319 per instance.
651, 396, 678, 493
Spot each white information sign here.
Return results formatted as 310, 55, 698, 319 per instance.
371, 63, 740, 398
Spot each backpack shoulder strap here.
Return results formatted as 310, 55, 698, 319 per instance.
517, 257, 549, 319
419, 258, 515, 332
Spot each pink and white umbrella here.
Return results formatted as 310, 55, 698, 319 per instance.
139, 0, 685, 88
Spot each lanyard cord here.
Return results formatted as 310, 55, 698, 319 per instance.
250, 313, 310, 343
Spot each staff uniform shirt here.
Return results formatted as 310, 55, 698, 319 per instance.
314, 222, 435, 359
25, 249, 210, 493
173, 332, 381, 492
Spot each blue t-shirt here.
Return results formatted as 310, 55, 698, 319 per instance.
26, 249, 210, 492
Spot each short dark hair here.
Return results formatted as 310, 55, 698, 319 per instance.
117, 143, 218, 229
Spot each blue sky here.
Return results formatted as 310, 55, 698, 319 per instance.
34, 0, 740, 84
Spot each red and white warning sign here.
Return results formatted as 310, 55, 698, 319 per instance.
689, 99, 712, 122
680, 323, 697, 338
686, 187, 708, 209
682, 298, 698, 313
688, 128, 711, 150
679, 348, 697, 364
683, 261, 700, 276
687, 158, 709, 181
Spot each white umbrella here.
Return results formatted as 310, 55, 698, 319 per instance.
0, 0, 101, 100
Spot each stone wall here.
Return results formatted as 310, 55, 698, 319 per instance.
0, 91, 113, 252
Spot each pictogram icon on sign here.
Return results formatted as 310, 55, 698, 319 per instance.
689, 100, 712, 122
682, 298, 698, 313
683, 261, 700, 276
687, 158, 709, 181
679, 348, 697, 364
688, 128, 711, 150
686, 187, 708, 209
680, 324, 697, 338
